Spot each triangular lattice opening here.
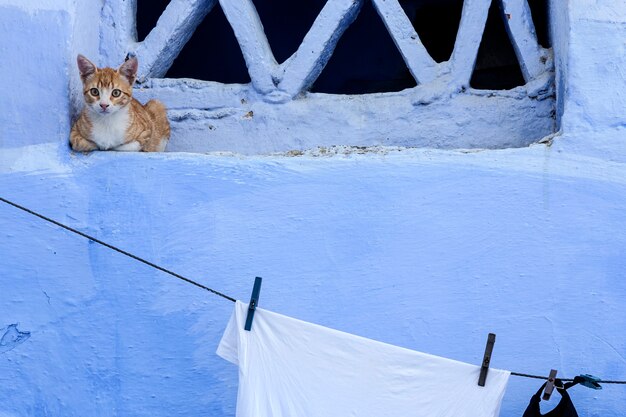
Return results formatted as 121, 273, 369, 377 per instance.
402, 0, 464, 63
164, 3, 250, 83
136, 0, 169, 42
310, 0, 416, 94
470, 0, 525, 90
252, 0, 327, 64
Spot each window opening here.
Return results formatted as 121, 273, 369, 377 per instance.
401, 0, 464, 63
136, 0, 169, 43
470, 0, 525, 90
527, 0, 550, 48
252, 0, 327, 64
163, 3, 250, 83
121, 0, 555, 153
311, 0, 416, 94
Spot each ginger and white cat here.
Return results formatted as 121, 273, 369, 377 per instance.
70, 54, 170, 152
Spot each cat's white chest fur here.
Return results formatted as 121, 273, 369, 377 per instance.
89, 106, 130, 150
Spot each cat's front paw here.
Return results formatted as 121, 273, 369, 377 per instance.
71, 139, 98, 152
114, 141, 141, 152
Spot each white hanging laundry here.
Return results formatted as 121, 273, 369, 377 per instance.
217, 301, 510, 417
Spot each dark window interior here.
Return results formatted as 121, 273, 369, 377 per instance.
470, 0, 525, 90
136, 0, 550, 92
402, 0, 464, 64
252, 0, 327, 64
311, 0, 416, 94
528, 0, 550, 48
136, 0, 166, 43
136, 0, 250, 83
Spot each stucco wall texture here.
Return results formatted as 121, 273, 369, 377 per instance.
1, 1, 625, 417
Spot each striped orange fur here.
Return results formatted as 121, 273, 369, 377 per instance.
70, 55, 170, 152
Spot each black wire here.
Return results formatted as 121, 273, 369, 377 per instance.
0, 196, 236, 303
511, 372, 574, 382
3, 196, 626, 384
511, 372, 626, 384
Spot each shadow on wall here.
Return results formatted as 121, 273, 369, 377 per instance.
136, 0, 550, 93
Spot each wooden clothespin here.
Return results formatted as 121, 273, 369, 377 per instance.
542, 369, 558, 400
478, 333, 496, 387
244, 277, 263, 331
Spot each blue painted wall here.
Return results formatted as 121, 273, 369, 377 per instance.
1, 1, 625, 416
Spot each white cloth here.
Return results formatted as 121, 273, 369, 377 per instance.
217, 301, 510, 417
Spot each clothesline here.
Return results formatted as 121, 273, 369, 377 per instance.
1, 195, 625, 385
0, 196, 235, 303
510, 371, 626, 384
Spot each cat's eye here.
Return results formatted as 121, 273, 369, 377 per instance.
89, 88, 99, 96
111, 89, 122, 98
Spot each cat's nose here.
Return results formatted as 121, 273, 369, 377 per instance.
100, 103, 110, 110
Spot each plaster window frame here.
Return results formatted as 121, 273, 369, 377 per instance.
99, 0, 556, 154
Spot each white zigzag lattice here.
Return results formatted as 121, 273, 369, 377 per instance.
106, 0, 550, 98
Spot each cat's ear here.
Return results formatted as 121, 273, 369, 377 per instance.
118, 56, 138, 85
77, 54, 97, 81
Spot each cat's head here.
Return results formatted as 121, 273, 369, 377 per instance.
77, 54, 138, 116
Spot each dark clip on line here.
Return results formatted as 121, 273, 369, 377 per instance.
542, 369, 559, 400
478, 333, 496, 387
575, 374, 602, 390
244, 277, 263, 331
